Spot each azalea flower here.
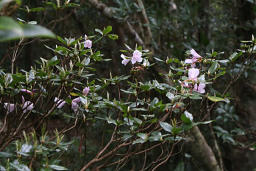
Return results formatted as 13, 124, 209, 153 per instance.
120, 54, 130, 65
131, 50, 142, 64
190, 49, 201, 58
84, 40, 92, 49
54, 97, 66, 109
20, 89, 33, 95
22, 96, 34, 113
185, 49, 202, 67
188, 68, 199, 80
4, 103, 15, 114
72, 97, 81, 112
184, 111, 193, 121
83, 87, 90, 96
193, 83, 206, 94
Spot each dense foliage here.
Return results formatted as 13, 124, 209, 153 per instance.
0, 0, 256, 170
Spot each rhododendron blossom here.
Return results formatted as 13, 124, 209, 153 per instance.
21, 96, 34, 113
22, 100, 34, 113
188, 68, 199, 80
84, 40, 92, 49
54, 97, 66, 108
83, 87, 90, 96
131, 50, 142, 64
4, 103, 15, 114
190, 49, 201, 58
193, 83, 206, 94
20, 89, 33, 95
185, 49, 202, 67
120, 54, 130, 66
72, 97, 81, 112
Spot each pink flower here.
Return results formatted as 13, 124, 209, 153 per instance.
83, 87, 90, 96
193, 83, 206, 94
21, 96, 34, 113
72, 97, 81, 112
120, 54, 130, 65
185, 59, 193, 64
84, 40, 92, 49
131, 50, 142, 64
20, 89, 33, 95
190, 49, 201, 58
188, 68, 199, 80
54, 97, 66, 109
185, 49, 202, 67
4, 103, 15, 114
72, 102, 79, 112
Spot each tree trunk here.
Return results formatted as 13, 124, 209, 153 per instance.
190, 126, 221, 171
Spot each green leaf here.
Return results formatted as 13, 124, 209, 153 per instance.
108, 34, 118, 40
103, 26, 112, 35
207, 96, 229, 103
166, 92, 175, 100
82, 58, 90, 66
0, 17, 55, 42
28, 70, 35, 82
208, 61, 218, 74
22, 24, 55, 39
229, 52, 242, 62
133, 133, 148, 144
0, 16, 23, 40
194, 120, 214, 126
95, 28, 103, 35
49, 165, 68, 171
148, 131, 163, 142
137, 133, 148, 140
181, 113, 192, 124
159, 121, 172, 133
0, 152, 13, 158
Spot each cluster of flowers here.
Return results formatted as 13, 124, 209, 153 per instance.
3, 87, 90, 114
120, 50, 142, 65
55, 87, 90, 112
181, 49, 206, 94
4, 89, 34, 114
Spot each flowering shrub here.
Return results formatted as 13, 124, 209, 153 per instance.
0, 24, 255, 170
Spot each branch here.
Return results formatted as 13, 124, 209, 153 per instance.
87, 0, 113, 19
136, 0, 153, 48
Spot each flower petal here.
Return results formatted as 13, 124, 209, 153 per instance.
83, 87, 90, 96
190, 49, 201, 58
188, 68, 199, 80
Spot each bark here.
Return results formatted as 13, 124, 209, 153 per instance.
190, 126, 221, 171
